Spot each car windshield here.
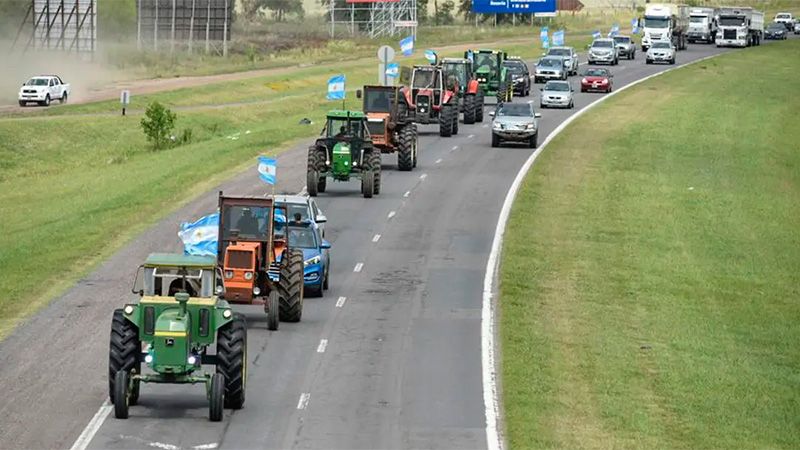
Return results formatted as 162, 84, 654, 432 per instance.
652, 41, 671, 49
496, 104, 531, 117
538, 58, 561, 68
326, 117, 364, 139
719, 16, 745, 26
288, 226, 317, 249
364, 89, 393, 113
585, 69, 608, 77
768, 24, 785, 30
503, 61, 526, 73
548, 48, 570, 56
690, 16, 706, 23
222, 205, 272, 240
279, 203, 310, 222
776, 14, 790, 19
544, 82, 570, 92
25, 78, 49, 86
474, 52, 498, 72
644, 17, 670, 28
613, 37, 630, 44
412, 69, 440, 89
592, 40, 613, 48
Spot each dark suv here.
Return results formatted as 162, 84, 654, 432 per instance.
502, 58, 531, 97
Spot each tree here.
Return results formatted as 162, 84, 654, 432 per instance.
458, 0, 473, 21
262, 0, 304, 21
435, 0, 455, 25
141, 102, 177, 150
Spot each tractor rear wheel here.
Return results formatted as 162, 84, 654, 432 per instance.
278, 248, 304, 322
476, 92, 485, 122
463, 94, 476, 124
266, 290, 279, 331
217, 312, 247, 409
397, 126, 414, 171
439, 105, 454, 137
113, 370, 130, 419
371, 152, 381, 194
109, 309, 141, 405
209, 374, 224, 422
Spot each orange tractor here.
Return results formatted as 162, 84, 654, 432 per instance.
217, 193, 304, 330
357, 85, 418, 171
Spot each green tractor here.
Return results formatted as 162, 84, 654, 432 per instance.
467, 49, 513, 103
109, 253, 247, 422
307, 110, 381, 198
441, 57, 485, 124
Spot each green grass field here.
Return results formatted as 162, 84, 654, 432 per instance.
500, 40, 800, 449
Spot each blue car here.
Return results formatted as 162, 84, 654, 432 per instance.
288, 222, 330, 297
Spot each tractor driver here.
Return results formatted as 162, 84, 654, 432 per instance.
334, 125, 349, 139
236, 208, 260, 236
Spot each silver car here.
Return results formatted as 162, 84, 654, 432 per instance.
588, 38, 619, 65
545, 46, 579, 76
539, 80, 574, 109
534, 56, 566, 83
646, 41, 675, 65
612, 35, 636, 60
273, 194, 328, 237
490, 102, 542, 148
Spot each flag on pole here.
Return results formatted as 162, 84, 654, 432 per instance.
424, 49, 437, 64
631, 18, 639, 34
540, 27, 550, 49
592, 30, 602, 39
608, 23, 620, 37
178, 213, 219, 257
257, 156, 277, 185
385, 63, 399, 78
553, 30, 565, 46
326, 74, 345, 100
400, 36, 414, 56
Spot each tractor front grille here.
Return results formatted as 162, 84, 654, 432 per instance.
268, 262, 280, 282
367, 120, 385, 137
416, 95, 430, 114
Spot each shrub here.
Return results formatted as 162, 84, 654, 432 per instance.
140, 101, 177, 150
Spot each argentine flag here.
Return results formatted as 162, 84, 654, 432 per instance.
327, 74, 346, 100
553, 30, 565, 46
540, 27, 550, 49
592, 30, 602, 39
631, 18, 639, 34
385, 63, 399, 78
178, 213, 219, 257
400, 36, 414, 56
258, 156, 277, 185
608, 24, 620, 37
424, 49, 437, 64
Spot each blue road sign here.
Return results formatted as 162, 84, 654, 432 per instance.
471, 0, 556, 14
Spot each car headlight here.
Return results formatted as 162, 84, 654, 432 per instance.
525, 123, 536, 130
493, 122, 503, 130
244, 271, 253, 280
582, 78, 588, 84
304, 255, 321, 267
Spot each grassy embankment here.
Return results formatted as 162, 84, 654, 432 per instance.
500, 39, 799, 449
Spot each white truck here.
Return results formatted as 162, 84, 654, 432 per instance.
716, 7, 764, 48
18, 75, 70, 107
773, 12, 796, 31
688, 7, 719, 44
640, 3, 690, 52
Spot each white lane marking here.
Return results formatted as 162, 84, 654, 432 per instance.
403, 190, 411, 197
482, 124, 489, 128
336, 296, 347, 307
353, 263, 364, 273
420, 173, 428, 180
317, 339, 328, 353
192, 445, 219, 450
148, 443, 180, 450
435, 158, 443, 164
468, 134, 475, 139
387, 210, 396, 219
297, 393, 311, 410
527, 100, 533, 104
451, 145, 458, 150
481, 53, 724, 450
69, 400, 112, 450
372, 234, 381, 242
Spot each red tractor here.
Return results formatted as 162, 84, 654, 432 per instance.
403, 65, 459, 137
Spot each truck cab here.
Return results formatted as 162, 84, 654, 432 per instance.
688, 7, 718, 43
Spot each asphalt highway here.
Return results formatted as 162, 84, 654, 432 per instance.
0, 40, 764, 450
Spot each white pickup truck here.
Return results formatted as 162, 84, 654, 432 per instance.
18, 75, 70, 107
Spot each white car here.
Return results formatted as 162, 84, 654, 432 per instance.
588, 38, 620, 65
539, 80, 574, 109
646, 41, 676, 65
774, 12, 796, 31
18, 75, 70, 107
273, 194, 327, 237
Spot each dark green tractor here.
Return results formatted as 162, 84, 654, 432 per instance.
441, 57, 485, 124
109, 253, 247, 422
467, 49, 513, 103
307, 110, 381, 199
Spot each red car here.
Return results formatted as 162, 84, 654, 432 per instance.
580, 68, 613, 93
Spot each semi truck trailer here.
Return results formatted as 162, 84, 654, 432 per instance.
716, 6, 764, 47
641, 3, 690, 52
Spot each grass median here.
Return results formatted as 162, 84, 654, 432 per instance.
500, 39, 800, 449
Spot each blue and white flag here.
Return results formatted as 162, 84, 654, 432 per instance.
179, 213, 219, 257
274, 209, 287, 223
400, 35, 414, 56
592, 30, 602, 39
327, 74, 346, 100
257, 156, 277, 185
424, 49, 437, 64
553, 29, 565, 46
466, 49, 474, 63
385, 63, 399, 78
608, 23, 620, 37
540, 27, 550, 49
631, 18, 639, 34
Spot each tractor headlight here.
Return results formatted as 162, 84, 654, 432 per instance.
124, 305, 134, 315
215, 285, 224, 295
244, 271, 253, 280
188, 355, 197, 365
224, 270, 233, 279
253, 286, 261, 296
305, 255, 321, 267
145, 354, 154, 364
222, 309, 232, 319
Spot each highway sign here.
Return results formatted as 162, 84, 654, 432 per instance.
472, 0, 556, 14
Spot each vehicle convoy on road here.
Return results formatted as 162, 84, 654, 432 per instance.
544, 46, 580, 76
490, 102, 541, 149
688, 7, 719, 43
358, 85, 419, 171
109, 253, 247, 422
539, 80, 575, 109
502, 56, 531, 97
467, 49, 513, 103
640, 3, 689, 52
764, 22, 788, 40
581, 67, 614, 93
406, 64, 459, 137
774, 12, 796, 30
441, 57, 485, 124
273, 194, 327, 237
534, 56, 568, 82
217, 194, 305, 329
612, 35, 637, 60
18, 75, 70, 107
307, 110, 382, 198
646, 41, 677, 64
588, 38, 620, 65
287, 220, 331, 297
716, 7, 764, 47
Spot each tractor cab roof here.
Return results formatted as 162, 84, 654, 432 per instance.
144, 253, 216, 269
326, 110, 366, 120
441, 57, 469, 64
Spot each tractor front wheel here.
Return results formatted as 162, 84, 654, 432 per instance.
452, 107, 459, 135
209, 374, 224, 422
266, 290, 279, 331
278, 248, 304, 322
113, 370, 130, 419
371, 152, 381, 195
439, 105, 454, 137
361, 170, 374, 198
397, 125, 414, 171
307, 147, 325, 197
476, 92, 485, 122
217, 312, 247, 409
411, 125, 419, 167
109, 309, 141, 405
463, 94, 476, 124
307, 169, 319, 196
